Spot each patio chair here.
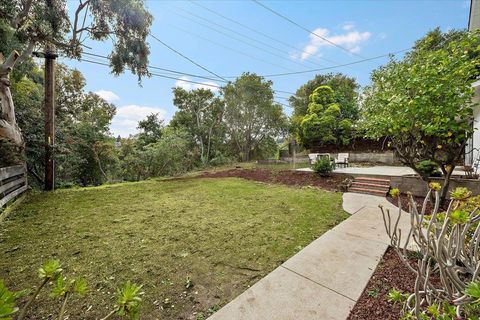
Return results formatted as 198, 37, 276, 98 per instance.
308, 153, 320, 164
335, 153, 349, 168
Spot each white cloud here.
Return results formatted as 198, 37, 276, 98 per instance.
95, 90, 120, 103
174, 76, 219, 92
342, 23, 355, 31
298, 26, 372, 60
350, 46, 361, 54
111, 105, 167, 137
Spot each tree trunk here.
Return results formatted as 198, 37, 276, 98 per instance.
0, 52, 24, 146
440, 167, 454, 203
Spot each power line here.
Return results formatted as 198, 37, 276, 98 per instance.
173, 6, 323, 70
79, 53, 297, 95
76, 58, 223, 88
189, 0, 338, 66
82, 52, 228, 83
68, 57, 293, 108
251, 0, 364, 58
232, 49, 409, 78
149, 33, 228, 82
166, 23, 297, 72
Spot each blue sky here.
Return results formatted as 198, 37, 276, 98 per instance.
60, 0, 471, 137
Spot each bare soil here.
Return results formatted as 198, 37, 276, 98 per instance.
386, 193, 449, 213
347, 247, 416, 320
198, 168, 350, 191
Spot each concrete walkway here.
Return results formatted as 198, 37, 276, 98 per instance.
208, 193, 410, 320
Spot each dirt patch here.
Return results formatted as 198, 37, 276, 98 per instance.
347, 247, 415, 320
198, 168, 350, 191
386, 193, 449, 213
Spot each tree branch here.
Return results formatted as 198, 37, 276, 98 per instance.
71, 0, 91, 43
12, 0, 33, 29
0, 51, 20, 75
15, 41, 36, 67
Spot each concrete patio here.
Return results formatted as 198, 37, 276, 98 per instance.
208, 193, 410, 320
297, 165, 465, 177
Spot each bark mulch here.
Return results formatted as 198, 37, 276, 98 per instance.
386, 193, 449, 213
198, 168, 350, 192
347, 247, 416, 320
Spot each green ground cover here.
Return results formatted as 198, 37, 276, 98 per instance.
0, 177, 347, 319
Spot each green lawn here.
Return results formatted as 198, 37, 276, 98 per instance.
0, 177, 347, 319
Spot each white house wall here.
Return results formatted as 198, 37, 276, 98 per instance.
469, 82, 480, 166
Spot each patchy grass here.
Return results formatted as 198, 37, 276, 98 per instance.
0, 177, 347, 319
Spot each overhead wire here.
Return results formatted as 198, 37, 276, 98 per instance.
189, 0, 338, 66
82, 52, 228, 83
251, 0, 365, 58
172, 5, 323, 70
63, 55, 293, 108
164, 22, 298, 72
149, 33, 228, 82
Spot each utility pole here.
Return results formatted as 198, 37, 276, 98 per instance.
33, 49, 58, 191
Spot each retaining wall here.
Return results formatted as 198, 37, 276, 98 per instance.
390, 175, 480, 199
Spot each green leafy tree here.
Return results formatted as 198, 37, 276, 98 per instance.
141, 128, 195, 177
0, 0, 152, 148
289, 73, 359, 139
137, 113, 164, 147
171, 87, 224, 165
299, 85, 353, 148
222, 72, 287, 161
361, 29, 480, 201
58, 92, 117, 186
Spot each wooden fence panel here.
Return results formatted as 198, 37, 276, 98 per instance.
0, 164, 27, 208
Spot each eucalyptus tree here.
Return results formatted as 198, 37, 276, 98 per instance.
171, 87, 224, 165
222, 73, 287, 161
0, 0, 153, 147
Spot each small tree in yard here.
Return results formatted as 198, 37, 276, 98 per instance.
300, 85, 353, 148
361, 29, 480, 201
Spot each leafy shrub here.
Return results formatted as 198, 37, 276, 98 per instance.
208, 151, 232, 166
312, 157, 332, 177
415, 160, 441, 178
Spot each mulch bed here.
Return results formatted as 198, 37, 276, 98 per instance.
386, 193, 449, 213
198, 168, 349, 192
347, 247, 416, 320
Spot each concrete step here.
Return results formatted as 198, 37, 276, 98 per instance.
353, 177, 390, 185
351, 182, 390, 190
348, 187, 389, 196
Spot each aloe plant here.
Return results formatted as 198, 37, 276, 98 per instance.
0, 279, 27, 320
51, 277, 87, 320
17, 260, 63, 320
382, 186, 480, 318
101, 281, 143, 320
